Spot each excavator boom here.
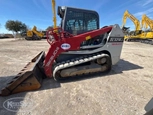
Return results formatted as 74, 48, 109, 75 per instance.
122, 10, 148, 42
140, 14, 153, 44
122, 10, 141, 31
141, 14, 153, 31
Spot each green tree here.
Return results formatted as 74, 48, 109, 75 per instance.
20, 23, 28, 33
20, 23, 29, 37
5, 20, 28, 38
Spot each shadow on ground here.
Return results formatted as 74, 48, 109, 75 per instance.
144, 97, 153, 115
0, 59, 143, 94
0, 59, 143, 115
58, 59, 144, 83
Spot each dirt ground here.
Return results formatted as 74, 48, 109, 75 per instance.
0, 38, 153, 115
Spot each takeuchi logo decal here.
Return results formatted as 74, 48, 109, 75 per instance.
61, 43, 71, 50
3, 97, 35, 112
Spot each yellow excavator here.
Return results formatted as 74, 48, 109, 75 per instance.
141, 14, 153, 44
25, 26, 45, 40
122, 10, 145, 41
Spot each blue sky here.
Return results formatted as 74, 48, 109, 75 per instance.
0, 0, 153, 33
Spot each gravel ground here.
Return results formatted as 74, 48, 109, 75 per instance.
0, 38, 153, 115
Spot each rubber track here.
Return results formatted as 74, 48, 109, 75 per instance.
140, 40, 153, 45
126, 39, 153, 45
53, 53, 109, 79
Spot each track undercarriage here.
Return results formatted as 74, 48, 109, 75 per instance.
140, 39, 153, 45
25, 36, 42, 40
53, 53, 111, 80
125, 38, 153, 45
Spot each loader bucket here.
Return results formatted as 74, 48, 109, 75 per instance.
0, 51, 46, 96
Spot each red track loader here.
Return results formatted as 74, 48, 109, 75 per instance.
0, 6, 124, 96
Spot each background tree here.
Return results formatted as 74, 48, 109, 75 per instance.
20, 23, 28, 37
46, 26, 53, 30
5, 20, 28, 38
20, 23, 28, 33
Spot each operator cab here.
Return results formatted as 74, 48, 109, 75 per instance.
55, 6, 111, 63
57, 6, 109, 47
57, 6, 99, 35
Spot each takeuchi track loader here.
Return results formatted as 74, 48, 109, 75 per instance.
0, 5, 124, 96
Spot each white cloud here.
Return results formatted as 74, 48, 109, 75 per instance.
137, 0, 153, 7
143, 0, 153, 6
134, 12, 145, 17
32, 0, 42, 9
134, 8, 153, 17
93, 0, 110, 10
147, 14, 153, 18
147, 8, 153, 13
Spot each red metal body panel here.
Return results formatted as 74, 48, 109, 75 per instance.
44, 27, 112, 78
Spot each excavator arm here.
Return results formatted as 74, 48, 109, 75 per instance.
32, 26, 44, 38
141, 14, 153, 31
25, 26, 44, 40
122, 10, 141, 31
